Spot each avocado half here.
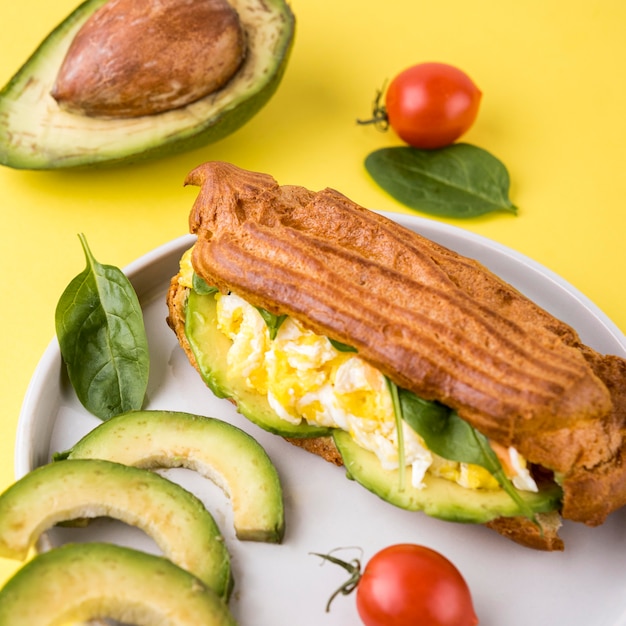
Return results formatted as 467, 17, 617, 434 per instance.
0, 0, 295, 169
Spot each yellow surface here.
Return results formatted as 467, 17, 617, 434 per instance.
1, 0, 625, 588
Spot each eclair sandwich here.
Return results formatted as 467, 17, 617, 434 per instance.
166, 161, 626, 550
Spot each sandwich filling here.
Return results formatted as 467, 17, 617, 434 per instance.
179, 248, 539, 495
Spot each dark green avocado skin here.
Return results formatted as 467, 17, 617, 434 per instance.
0, 0, 295, 169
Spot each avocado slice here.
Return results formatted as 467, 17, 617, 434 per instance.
61, 409, 285, 542
0, 543, 236, 626
185, 290, 333, 438
0, 459, 232, 599
0, 0, 294, 169
333, 430, 562, 524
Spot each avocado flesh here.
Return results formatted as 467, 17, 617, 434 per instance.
0, 458, 232, 599
0, 543, 236, 626
63, 409, 285, 542
186, 291, 562, 524
186, 290, 333, 438
333, 430, 562, 524
0, 0, 294, 169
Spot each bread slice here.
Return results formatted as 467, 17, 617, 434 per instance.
166, 160, 626, 550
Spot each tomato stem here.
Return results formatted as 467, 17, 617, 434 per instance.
311, 551, 363, 612
356, 82, 389, 130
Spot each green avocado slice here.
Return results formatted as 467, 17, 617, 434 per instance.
184, 291, 562, 523
0, 459, 232, 599
60, 409, 285, 543
333, 430, 562, 524
0, 543, 236, 626
185, 290, 333, 438
0, 0, 294, 169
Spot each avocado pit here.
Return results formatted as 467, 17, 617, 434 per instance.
51, 0, 246, 118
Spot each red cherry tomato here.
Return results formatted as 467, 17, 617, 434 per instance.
356, 544, 478, 626
315, 544, 479, 626
384, 62, 482, 149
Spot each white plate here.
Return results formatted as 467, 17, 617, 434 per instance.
14, 213, 626, 626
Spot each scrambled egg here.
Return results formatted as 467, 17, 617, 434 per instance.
208, 290, 538, 493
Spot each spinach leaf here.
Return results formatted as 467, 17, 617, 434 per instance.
386, 378, 406, 491
398, 388, 536, 520
256, 307, 287, 340
55, 234, 150, 421
365, 144, 518, 218
328, 338, 358, 353
192, 272, 218, 295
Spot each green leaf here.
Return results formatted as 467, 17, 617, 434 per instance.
385, 378, 406, 492
256, 307, 287, 340
328, 338, 358, 353
55, 234, 150, 421
365, 143, 518, 218
398, 388, 536, 520
192, 272, 218, 295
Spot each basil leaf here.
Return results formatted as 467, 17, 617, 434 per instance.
192, 272, 218, 295
329, 338, 358, 353
398, 388, 536, 520
365, 144, 518, 218
55, 234, 150, 421
256, 307, 287, 340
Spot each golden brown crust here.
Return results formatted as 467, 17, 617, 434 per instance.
187, 166, 611, 454
168, 160, 626, 549
283, 436, 344, 466
166, 276, 194, 363
485, 512, 565, 551
559, 351, 626, 524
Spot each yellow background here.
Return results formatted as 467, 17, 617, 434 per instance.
1, 0, 625, 588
